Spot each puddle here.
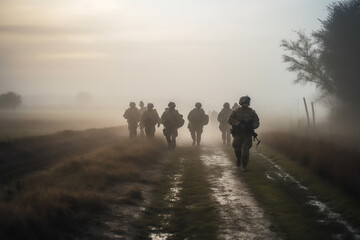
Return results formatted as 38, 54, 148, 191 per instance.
149, 157, 184, 239
200, 148, 278, 240
257, 151, 360, 240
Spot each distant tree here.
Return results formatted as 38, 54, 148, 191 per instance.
0, 92, 22, 109
281, 0, 360, 111
76, 92, 92, 106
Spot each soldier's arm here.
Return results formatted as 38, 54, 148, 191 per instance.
252, 111, 260, 129
228, 111, 240, 126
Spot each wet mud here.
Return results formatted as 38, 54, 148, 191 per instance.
200, 147, 278, 240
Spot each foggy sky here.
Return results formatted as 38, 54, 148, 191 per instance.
0, 0, 336, 119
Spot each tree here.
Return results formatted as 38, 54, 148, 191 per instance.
0, 92, 22, 109
282, 0, 360, 112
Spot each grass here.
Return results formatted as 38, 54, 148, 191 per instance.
0, 137, 164, 239
262, 131, 360, 198
135, 147, 220, 240
222, 144, 360, 239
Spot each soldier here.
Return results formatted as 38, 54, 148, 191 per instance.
141, 103, 160, 138
123, 102, 141, 138
232, 102, 239, 111
139, 101, 147, 136
218, 102, 232, 145
187, 102, 209, 145
161, 102, 184, 150
228, 96, 259, 170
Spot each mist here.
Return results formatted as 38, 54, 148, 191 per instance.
0, 0, 338, 135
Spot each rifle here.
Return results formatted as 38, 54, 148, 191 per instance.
231, 120, 261, 147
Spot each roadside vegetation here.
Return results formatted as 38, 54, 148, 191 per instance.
0, 137, 164, 239
262, 131, 360, 198
222, 142, 360, 240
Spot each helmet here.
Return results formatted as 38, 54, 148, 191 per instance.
129, 102, 136, 107
223, 102, 230, 108
195, 102, 202, 108
168, 102, 176, 108
147, 103, 154, 109
239, 96, 251, 105
139, 101, 144, 107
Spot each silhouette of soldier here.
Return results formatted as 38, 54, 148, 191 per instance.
218, 102, 232, 145
141, 103, 160, 138
161, 102, 184, 150
139, 101, 147, 136
232, 102, 239, 111
123, 102, 141, 138
228, 96, 259, 170
187, 102, 209, 145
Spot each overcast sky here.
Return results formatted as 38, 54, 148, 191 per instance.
0, 0, 336, 120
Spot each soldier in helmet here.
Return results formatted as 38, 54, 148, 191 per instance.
187, 102, 209, 145
139, 101, 147, 136
123, 102, 141, 138
232, 102, 239, 111
161, 102, 184, 150
228, 96, 259, 170
141, 103, 160, 138
218, 102, 232, 145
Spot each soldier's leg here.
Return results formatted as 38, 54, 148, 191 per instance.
222, 130, 226, 144
189, 126, 196, 145
172, 129, 178, 149
197, 128, 202, 145
163, 128, 171, 147
232, 136, 243, 167
149, 125, 155, 137
241, 135, 253, 169
226, 129, 231, 145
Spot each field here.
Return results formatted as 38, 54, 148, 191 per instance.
0, 113, 360, 239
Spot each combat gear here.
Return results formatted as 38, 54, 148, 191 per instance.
161, 105, 184, 149
187, 106, 209, 145
239, 96, 251, 105
195, 102, 202, 108
138, 101, 147, 137
218, 103, 232, 145
228, 103, 259, 169
123, 104, 141, 138
141, 105, 160, 138
129, 102, 136, 107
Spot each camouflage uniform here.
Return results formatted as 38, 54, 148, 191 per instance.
139, 101, 147, 136
218, 104, 232, 145
141, 105, 160, 138
187, 104, 208, 145
123, 104, 141, 138
228, 103, 259, 169
161, 103, 184, 149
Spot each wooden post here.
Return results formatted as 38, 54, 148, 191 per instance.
303, 97, 310, 128
311, 102, 315, 127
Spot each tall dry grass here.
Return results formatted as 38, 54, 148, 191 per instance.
262, 132, 360, 198
0, 138, 164, 239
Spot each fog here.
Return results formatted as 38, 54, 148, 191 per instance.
0, 0, 336, 132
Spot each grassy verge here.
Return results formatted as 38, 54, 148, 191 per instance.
135, 147, 220, 240
262, 131, 360, 198
0, 138, 164, 239
223, 146, 353, 240
260, 145, 360, 230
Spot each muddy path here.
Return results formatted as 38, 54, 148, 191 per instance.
200, 147, 278, 240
